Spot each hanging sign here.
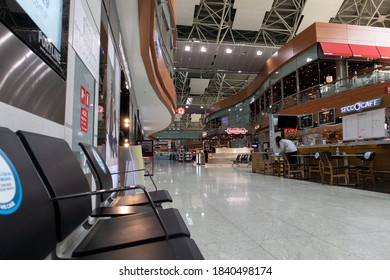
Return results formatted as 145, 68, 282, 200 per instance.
225, 128, 248, 135
176, 107, 185, 115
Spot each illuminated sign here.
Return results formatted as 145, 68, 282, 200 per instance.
225, 128, 248, 135
176, 107, 185, 115
284, 128, 298, 134
16, 0, 63, 50
98, 106, 104, 113
340, 98, 382, 114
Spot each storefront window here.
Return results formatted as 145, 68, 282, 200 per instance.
299, 60, 320, 90
283, 71, 297, 97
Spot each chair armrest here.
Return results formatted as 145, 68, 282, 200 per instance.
52, 184, 169, 240
111, 168, 157, 191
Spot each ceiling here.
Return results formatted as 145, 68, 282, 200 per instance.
117, 0, 390, 138
169, 0, 390, 131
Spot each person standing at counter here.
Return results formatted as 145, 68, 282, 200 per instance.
275, 136, 298, 164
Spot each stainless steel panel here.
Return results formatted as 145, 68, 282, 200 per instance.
0, 23, 65, 124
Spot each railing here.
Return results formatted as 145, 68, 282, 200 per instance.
254, 70, 390, 124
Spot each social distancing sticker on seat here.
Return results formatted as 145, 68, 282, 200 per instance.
92, 147, 107, 174
0, 149, 22, 215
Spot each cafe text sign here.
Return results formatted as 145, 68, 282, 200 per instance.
340, 98, 382, 114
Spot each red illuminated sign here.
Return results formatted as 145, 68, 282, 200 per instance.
386, 86, 390, 95
284, 128, 298, 134
80, 86, 90, 107
176, 107, 185, 115
225, 128, 248, 135
98, 105, 104, 113
80, 108, 88, 132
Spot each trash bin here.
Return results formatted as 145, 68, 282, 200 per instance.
196, 151, 205, 165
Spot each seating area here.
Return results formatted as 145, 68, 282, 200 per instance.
0, 127, 203, 260
231, 153, 252, 167
253, 150, 381, 188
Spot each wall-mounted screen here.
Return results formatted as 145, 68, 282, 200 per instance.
277, 115, 298, 129
141, 140, 154, 157
318, 108, 336, 126
299, 114, 314, 129
16, 0, 63, 49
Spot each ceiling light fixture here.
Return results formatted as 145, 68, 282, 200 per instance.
225, 48, 232, 54
200, 46, 207, 52
256, 50, 263, 56
184, 45, 191, 51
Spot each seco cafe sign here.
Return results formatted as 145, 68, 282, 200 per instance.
340, 98, 382, 114
225, 128, 248, 135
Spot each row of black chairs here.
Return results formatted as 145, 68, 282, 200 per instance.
231, 153, 252, 167
0, 127, 203, 260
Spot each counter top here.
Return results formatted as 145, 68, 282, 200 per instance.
298, 139, 390, 148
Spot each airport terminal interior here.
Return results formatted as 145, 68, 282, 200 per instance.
1, 0, 390, 260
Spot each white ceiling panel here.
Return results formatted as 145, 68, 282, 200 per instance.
190, 78, 210, 95
175, 0, 199, 26
232, 0, 273, 31
297, 0, 345, 34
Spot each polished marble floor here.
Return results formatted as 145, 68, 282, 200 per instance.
148, 160, 390, 260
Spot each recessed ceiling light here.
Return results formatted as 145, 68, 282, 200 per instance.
238, 70, 242, 73
256, 50, 263, 56
201, 46, 207, 52
225, 48, 232, 54
200, 106, 204, 109
185, 45, 191, 51
185, 105, 189, 108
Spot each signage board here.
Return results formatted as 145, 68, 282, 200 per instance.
225, 128, 248, 135
340, 98, 382, 114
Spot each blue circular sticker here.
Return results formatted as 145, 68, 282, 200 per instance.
92, 147, 107, 174
0, 149, 22, 215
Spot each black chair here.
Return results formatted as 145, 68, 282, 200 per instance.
0, 127, 203, 260
16, 130, 201, 259
232, 154, 242, 167
78, 142, 172, 211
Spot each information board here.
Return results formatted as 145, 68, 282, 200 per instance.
343, 108, 386, 141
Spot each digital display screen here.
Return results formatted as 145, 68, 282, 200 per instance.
277, 115, 298, 129
141, 140, 154, 157
16, 0, 63, 49
299, 114, 314, 129
318, 108, 336, 126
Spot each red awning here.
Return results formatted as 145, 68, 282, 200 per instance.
349, 44, 381, 59
320, 42, 352, 57
376, 46, 390, 59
